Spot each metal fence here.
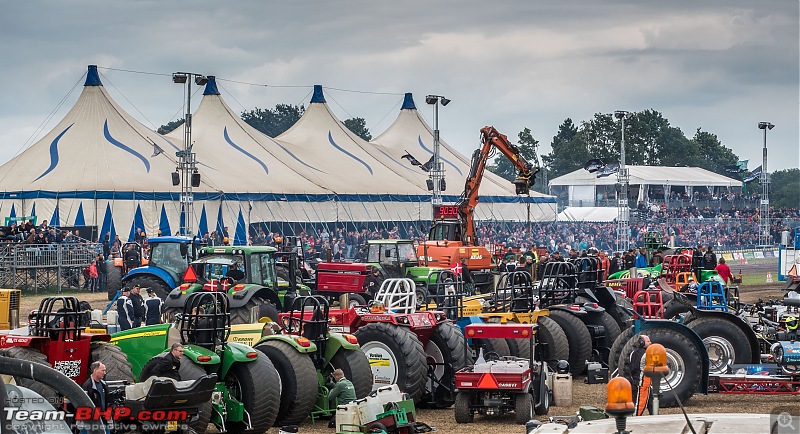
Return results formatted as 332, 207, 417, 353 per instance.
0, 243, 102, 292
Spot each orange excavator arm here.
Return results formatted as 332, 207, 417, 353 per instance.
460, 126, 539, 245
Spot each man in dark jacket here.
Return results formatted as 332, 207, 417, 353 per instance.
144, 288, 163, 325
116, 288, 134, 331
140, 343, 183, 381
703, 246, 717, 270
363, 267, 383, 299
82, 361, 110, 410
129, 285, 145, 328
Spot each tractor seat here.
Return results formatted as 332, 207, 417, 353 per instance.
125, 376, 197, 401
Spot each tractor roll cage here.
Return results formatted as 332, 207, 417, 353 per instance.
179, 292, 231, 350
30, 296, 86, 340
429, 269, 467, 321
536, 262, 578, 308
496, 270, 536, 313
284, 295, 329, 365
567, 256, 604, 288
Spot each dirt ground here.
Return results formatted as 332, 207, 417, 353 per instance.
16, 280, 796, 434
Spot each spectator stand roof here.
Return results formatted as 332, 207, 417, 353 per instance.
557, 207, 618, 222
550, 166, 743, 188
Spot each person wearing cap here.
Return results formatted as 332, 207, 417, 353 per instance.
686, 276, 698, 294
144, 288, 163, 325
363, 267, 383, 299
129, 285, 145, 328
116, 288, 135, 331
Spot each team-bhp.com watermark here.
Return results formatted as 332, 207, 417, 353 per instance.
772, 406, 800, 434
6, 406, 189, 431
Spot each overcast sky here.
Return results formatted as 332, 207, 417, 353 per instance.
1, 0, 798, 175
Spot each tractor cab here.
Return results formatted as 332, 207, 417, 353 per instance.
428, 220, 463, 243
367, 240, 419, 279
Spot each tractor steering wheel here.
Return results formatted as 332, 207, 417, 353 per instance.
484, 351, 501, 362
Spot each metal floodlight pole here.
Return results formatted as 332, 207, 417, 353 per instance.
173, 72, 206, 236
614, 110, 632, 252
758, 121, 774, 246
427, 95, 449, 209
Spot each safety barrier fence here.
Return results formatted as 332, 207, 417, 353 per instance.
0, 243, 101, 292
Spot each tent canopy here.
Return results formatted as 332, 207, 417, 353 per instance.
557, 207, 618, 222
550, 166, 742, 187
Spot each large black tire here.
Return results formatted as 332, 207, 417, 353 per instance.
90, 342, 134, 383
584, 311, 622, 351
176, 358, 213, 433
536, 316, 569, 369
125, 275, 172, 301
3, 347, 57, 401
608, 326, 635, 375
330, 348, 373, 399
454, 392, 473, 423
686, 317, 752, 375
347, 293, 368, 307
354, 322, 428, 402
546, 310, 592, 375
515, 392, 534, 424
533, 372, 550, 416
662, 294, 691, 320
107, 263, 122, 300
225, 357, 281, 433
576, 295, 632, 331
617, 327, 702, 408
230, 296, 272, 325
276, 264, 303, 286
506, 338, 531, 360
422, 321, 467, 408
253, 340, 318, 426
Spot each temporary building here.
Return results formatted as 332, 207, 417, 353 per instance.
557, 207, 618, 222
549, 166, 743, 207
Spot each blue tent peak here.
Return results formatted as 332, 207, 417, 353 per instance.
203, 76, 220, 95
85, 65, 102, 87
311, 85, 325, 103
401, 93, 416, 110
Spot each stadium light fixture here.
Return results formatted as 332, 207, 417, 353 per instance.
172, 71, 207, 235
425, 95, 450, 208
757, 121, 774, 246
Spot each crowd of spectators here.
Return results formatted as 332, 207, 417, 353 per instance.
0, 219, 86, 244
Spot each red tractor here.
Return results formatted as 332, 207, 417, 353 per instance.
326, 278, 468, 408
0, 296, 134, 401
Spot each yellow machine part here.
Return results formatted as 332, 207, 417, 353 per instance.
0, 289, 21, 330
481, 309, 549, 325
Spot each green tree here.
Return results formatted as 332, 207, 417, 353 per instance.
765, 168, 800, 209
241, 104, 305, 137
157, 119, 184, 135
691, 128, 739, 175
581, 113, 618, 164
343, 117, 372, 141
542, 118, 587, 179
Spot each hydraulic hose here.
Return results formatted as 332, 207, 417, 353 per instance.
0, 356, 104, 434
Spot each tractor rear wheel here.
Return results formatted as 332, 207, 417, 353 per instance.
90, 342, 135, 383
454, 392, 474, 423
124, 275, 171, 301
253, 340, 317, 426
355, 322, 428, 402
107, 263, 122, 300
224, 357, 281, 433
506, 338, 531, 360
686, 316, 752, 375
330, 348, 373, 400
617, 327, 702, 408
421, 321, 467, 408
547, 310, 592, 375
347, 293, 368, 307
515, 392, 534, 424
536, 316, 569, 369
3, 347, 57, 401
176, 358, 213, 433
231, 297, 278, 325
583, 311, 622, 351
608, 326, 635, 375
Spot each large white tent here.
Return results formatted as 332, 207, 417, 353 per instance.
0, 66, 557, 243
550, 166, 742, 207
370, 93, 556, 222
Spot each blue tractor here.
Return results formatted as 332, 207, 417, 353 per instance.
106, 236, 201, 301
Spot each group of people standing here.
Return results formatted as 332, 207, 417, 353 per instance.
115, 285, 163, 331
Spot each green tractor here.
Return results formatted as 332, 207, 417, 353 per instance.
362, 239, 438, 306
247, 295, 373, 426
163, 245, 311, 324
111, 291, 282, 433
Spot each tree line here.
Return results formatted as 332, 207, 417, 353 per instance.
159, 105, 797, 208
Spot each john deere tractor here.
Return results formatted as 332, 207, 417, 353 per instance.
163, 245, 311, 324
111, 291, 282, 433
